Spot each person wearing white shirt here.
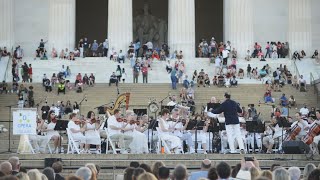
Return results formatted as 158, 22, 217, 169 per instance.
300, 105, 309, 117
226, 41, 231, 52
122, 111, 148, 154
103, 39, 109, 57
292, 112, 309, 139
107, 109, 133, 154
169, 108, 195, 154
118, 50, 125, 63
306, 110, 320, 155
158, 108, 182, 153
68, 113, 86, 153
298, 75, 307, 91
222, 46, 229, 65
167, 95, 177, 106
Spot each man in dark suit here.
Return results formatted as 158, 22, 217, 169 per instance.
52, 161, 65, 180
211, 93, 245, 154
8, 156, 20, 175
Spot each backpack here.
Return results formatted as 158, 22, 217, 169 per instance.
273, 71, 277, 77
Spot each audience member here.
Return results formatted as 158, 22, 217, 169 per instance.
288, 167, 301, 180
8, 157, 20, 175
139, 164, 152, 173
75, 167, 92, 180
173, 164, 187, 180
137, 172, 157, 180
151, 161, 165, 179
52, 161, 64, 180
273, 168, 290, 180
0, 162, 12, 176
27, 169, 42, 180
303, 163, 316, 180
42, 167, 54, 180
189, 159, 212, 180
158, 166, 169, 180
216, 162, 231, 179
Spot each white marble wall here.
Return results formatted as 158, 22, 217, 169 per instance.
252, 0, 289, 45
168, 0, 195, 58
108, 0, 133, 53
48, 0, 76, 53
14, 0, 49, 57
311, 0, 320, 51
0, 0, 14, 49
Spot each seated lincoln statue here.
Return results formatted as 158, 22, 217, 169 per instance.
133, 3, 167, 50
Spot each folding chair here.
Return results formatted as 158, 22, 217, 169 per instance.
16, 135, 35, 154
103, 127, 121, 154
156, 127, 184, 154
66, 128, 81, 154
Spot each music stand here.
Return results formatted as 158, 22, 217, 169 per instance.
246, 121, 265, 153
54, 120, 69, 153
219, 123, 226, 131
54, 120, 68, 131
161, 106, 175, 112
207, 122, 219, 153
148, 119, 158, 153
277, 117, 292, 146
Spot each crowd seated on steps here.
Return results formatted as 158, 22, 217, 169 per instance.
1, 156, 320, 180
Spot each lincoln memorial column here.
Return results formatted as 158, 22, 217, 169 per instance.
168, 0, 195, 58
0, 0, 14, 48
228, 0, 254, 58
288, 0, 312, 54
48, 0, 76, 52
108, 0, 133, 53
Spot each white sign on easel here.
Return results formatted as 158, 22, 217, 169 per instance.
12, 109, 37, 135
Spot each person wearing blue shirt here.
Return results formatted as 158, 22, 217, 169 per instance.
211, 93, 244, 154
280, 93, 288, 106
189, 159, 212, 180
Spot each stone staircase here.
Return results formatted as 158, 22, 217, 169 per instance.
0, 83, 317, 153
4, 57, 294, 84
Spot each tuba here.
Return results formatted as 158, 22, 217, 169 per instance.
105, 92, 130, 115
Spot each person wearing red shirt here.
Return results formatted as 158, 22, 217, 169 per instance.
151, 50, 160, 60
28, 64, 33, 83
141, 64, 148, 83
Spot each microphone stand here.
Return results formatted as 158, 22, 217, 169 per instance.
79, 95, 87, 116
159, 93, 171, 110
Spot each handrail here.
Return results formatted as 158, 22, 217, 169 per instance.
292, 59, 300, 79
310, 72, 319, 104
3, 47, 13, 82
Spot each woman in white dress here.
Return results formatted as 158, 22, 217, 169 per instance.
84, 111, 101, 154
123, 114, 148, 154
41, 111, 61, 153
68, 113, 86, 153
158, 109, 182, 153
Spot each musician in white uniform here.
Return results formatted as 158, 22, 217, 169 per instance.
84, 111, 101, 154
292, 112, 309, 140
169, 108, 195, 153
158, 108, 182, 153
107, 109, 133, 154
68, 113, 86, 153
305, 110, 320, 154
262, 117, 284, 153
122, 111, 148, 154
167, 95, 177, 106
41, 111, 61, 154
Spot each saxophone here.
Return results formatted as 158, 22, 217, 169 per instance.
105, 92, 130, 115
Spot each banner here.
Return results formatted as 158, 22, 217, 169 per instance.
12, 109, 37, 135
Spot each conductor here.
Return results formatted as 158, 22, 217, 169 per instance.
210, 92, 245, 154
